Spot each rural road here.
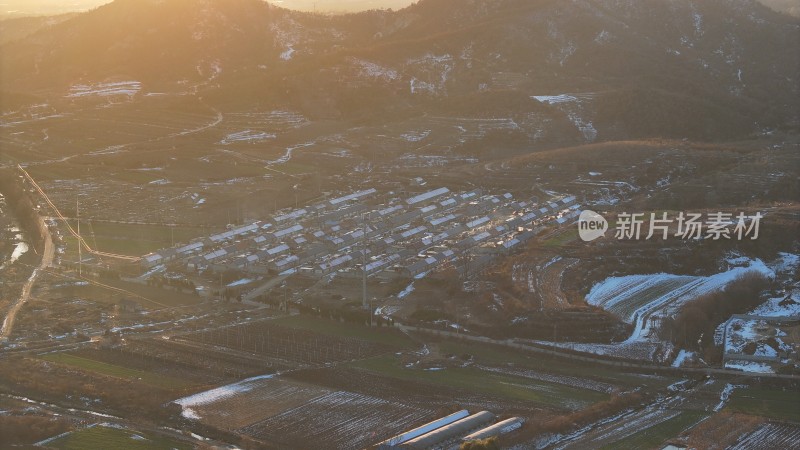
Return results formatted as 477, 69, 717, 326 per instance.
1, 215, 54, 340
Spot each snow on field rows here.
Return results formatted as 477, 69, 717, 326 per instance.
239, 390, 431, 450
174, 374, 275, 419
586, 259, 775, 343
396, 153, 478, 167
220, 130, 276, 145
225, 110, 308, 129
533, 340, 669, 362
67, 81, 141, 98
553, 403, 680, 450
728, 422, 800, 449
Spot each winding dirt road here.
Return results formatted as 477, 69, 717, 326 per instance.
1, 215, 53, 340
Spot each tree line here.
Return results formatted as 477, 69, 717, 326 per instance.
662, 271, 771, 362
0, 168, 46, 253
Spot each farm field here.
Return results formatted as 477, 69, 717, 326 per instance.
238, 390, 433, 450
44, 276, 204, 309
557, 403, 685, 449
350, 355, 609, 409
272, 315, 416, 348
599, 410, 708, 450
585, 260, 775, 341
726, 386, 800, 422
172, 374, 434, 449
38, 352, 193, 390
588, 275, 700, 321
65, 347, 223, 385
434, 339, 673, 389
45, 424, 191, 450
727, 422, 800, 450
175, 376, 330, 429
184, 319, 406, 365
124, 337, 276, 379
63, 220, 209, 257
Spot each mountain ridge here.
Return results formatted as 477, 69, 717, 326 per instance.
1, 0, 798, 141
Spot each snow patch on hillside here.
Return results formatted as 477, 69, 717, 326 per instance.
349, 58, 399, 81
401, 130, 431, 142
280, 47, 296, 61
532, 94, 597, 141
406, 53, 453, 95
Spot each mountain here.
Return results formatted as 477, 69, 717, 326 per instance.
1, 0, 798, 141
0, 14, 78, 46
758, 0, 800, 17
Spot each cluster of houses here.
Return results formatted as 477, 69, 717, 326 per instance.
141, 187, 579, 285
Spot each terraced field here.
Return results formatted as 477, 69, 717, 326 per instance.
585, 261, 774, 341
586, 274, 701, 322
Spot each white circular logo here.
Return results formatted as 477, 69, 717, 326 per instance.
578, 210, 608, 242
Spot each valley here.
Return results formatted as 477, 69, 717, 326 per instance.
0, 0, 798, 449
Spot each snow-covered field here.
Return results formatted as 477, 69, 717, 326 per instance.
220, 130, 276, 145
586, 259, 774, 343
728, 422, 800, 449
723, 360, 775, 373
550, 402, 681, 450
395, 153, 478, 168
536, 259, 781, 362
175, 374, 275, 420
749, 292, 800, 317
724, 318, 791, 357
225, 110, 308, 131
533, 340, 673, 362
66, 81, 141, 98
239, 390, 432, 450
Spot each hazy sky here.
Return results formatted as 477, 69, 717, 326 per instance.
0, 0, 417, 17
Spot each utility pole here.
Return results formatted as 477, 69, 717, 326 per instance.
77, 195, 81, 277
362, 212, 368, 311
